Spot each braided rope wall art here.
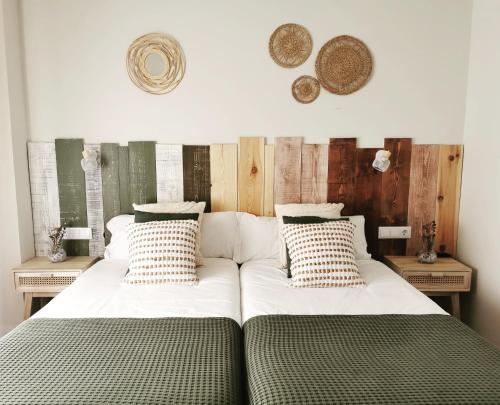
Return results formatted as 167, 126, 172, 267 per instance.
292, 75, 320, 104
127, 32, 186, 95
269, 23, 312, 68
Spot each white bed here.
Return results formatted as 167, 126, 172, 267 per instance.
34, 257, 241, 325
240, 258, 446, 323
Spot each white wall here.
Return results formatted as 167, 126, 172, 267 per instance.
0, 0, 34, 335
458, 0, 500, 346
21, 0, 471, 146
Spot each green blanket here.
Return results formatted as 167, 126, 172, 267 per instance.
244, 314, 500, 405
0, 317, 243, 405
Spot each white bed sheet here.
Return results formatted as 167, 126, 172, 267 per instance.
241, 258, 446, 323
34, 258, 241, 324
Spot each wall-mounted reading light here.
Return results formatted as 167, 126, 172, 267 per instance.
81, 149, 99, 172
372, 150, 391, 172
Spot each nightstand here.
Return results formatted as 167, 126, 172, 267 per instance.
13, 256, 99, 320
384, 256, 472, 319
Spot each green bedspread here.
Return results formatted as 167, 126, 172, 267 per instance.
244, 314, 500, 405
0, 317, 243, 405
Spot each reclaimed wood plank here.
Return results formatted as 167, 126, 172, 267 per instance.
55, 138, 89, 256
28, 142, 61, 256
128, 141, 157, 205
406, 145, 440, 256
301, 144, 328, 204
327, 138, 357, 214
156, 144, 183, 203
238, 137, 265, 215
354, 148, 382, 258
263, 144, 275, 216
118, 146, 132, 214
210, 144, 238, 212
379, 138, 412, 256
100, 143, 121, 244
274, 137, 303, 204
435, 145, 463, 257
183, 145, 211, 212
84, 144, 105, 257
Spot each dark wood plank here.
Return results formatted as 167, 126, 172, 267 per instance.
327, 138, 357, 214
183, 145, 211, 212
100, 143, 121, 244
119, 146, 132, 214
354, 148, 382, 258
55, 138, 89, 256
274, 137, 303, 204
406, 145, 439, 256
379, 138, 412, 256
128, 141, 157, 205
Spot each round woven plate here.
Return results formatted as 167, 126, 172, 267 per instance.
127, 32, 185, 95
269, 23, 312, 68
292, 75, 320, 103
315, 35, 372, 95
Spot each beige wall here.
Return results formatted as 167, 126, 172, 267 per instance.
20, 0, 471, 146
0, 0, 34, 335
458, 0, 500, 346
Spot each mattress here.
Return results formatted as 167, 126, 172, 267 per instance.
34, 257, 241, 324
240, 258, 446, 323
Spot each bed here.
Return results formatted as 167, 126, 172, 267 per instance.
241, 258, 500, 405
0, 258, 243, 405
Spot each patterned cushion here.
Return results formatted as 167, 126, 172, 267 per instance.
124, 220, 199, 285
283, 221, 365, 288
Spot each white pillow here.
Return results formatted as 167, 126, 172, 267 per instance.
133, 201, 206, 265
200, 212, 238, 259
275, 203, 344, 267
233, 212, 280, 263
347, 215, 371, 260
104, 215, 133, 259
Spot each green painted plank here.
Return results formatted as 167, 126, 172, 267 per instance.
128, 141, 157, 205
100, 143, 121, 245
119, 146, 132, 214
55, 138, 89, 256
183, 145, 211, 212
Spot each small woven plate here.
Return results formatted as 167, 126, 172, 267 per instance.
315, 35, 372, 95
292, 75, 320, 103
269, 23, 312, 68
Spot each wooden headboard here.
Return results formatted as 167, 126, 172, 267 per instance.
28, 137, 462, 260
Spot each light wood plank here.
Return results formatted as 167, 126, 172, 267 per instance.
238, 137, 265, 215
327, 138, 357, 214
128, 141, 157, 205
156, 144, 183, 203
406, 145, 439, 256
210, 144, 238, 212
28, 142, 61, 256
300, 144, 328, 204
183, 145, 211, 211
84, 144, 105, 257
274, 137, 303, 205
55, 138, 89, 256
100, 143, 121, 244
263, 144, 275, 216
435, 145, 463, 257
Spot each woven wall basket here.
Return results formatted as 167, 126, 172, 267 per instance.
315, 35, 372, 95
127, 32, 186, 95
269, 23, 312, 68
292, 75, 320, 103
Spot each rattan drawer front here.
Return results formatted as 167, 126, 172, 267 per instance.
403, 271, 471, 292
14, 271, 81, 292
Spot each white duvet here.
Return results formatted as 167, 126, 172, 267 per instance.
240, 258, 447, 323
34, 258, 241, 324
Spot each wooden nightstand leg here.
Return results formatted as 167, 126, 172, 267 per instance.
23, 293, 33, 320
450, 293, 461, 320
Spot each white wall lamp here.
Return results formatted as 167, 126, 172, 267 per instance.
372, 150, 391, 172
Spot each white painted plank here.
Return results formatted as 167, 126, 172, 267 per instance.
84, 144, 105, 257
156, 144, 183, 202
28, 142, 61, 256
